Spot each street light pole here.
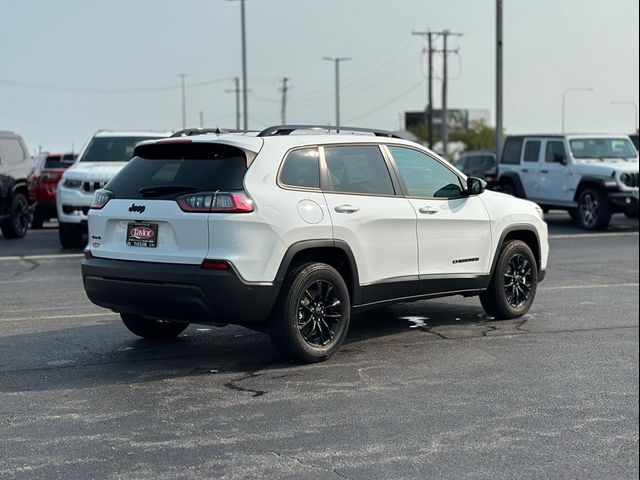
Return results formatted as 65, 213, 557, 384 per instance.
562, 87, 593, 133
179, 73, 187, 129
323, 57, 351, 127
496, 0, 503, 162
240, 0, 248, 130
611, 101, 639, 132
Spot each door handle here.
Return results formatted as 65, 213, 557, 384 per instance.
540, 169, 549, 174
418, 206, 439, 215
521, 168, 529, 173
334, 204, 359, 214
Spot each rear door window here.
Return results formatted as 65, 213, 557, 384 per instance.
523, 141, 541, 163
279, 147, 320, 189
501, 138, 523, 165
323, 145, 394, 195
106, 143, 248, 199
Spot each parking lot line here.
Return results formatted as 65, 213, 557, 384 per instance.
540, 282, 639, 290
0, 253, 83, 262
549, 232, 639, 239
0, 312, 118, 322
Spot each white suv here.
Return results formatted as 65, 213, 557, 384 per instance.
497, 134, 639, 230
81, 125, 549, 363
57, 130, 171, 247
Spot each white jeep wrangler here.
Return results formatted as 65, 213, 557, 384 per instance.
497, 134, 639, 230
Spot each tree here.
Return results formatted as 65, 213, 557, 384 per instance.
450, 120, 496, 152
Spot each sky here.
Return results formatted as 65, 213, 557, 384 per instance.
1, 0, 638, 154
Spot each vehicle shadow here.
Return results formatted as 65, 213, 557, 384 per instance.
0, 299, 499, 394
544, 211, 638, 234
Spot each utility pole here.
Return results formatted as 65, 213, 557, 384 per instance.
179, 73, 187, 129
279, 77, 290, 124
412, 30, 435, 148
323, 57, 351, 128
496, 0, 503, 163
227, 0, 248, 130
439, 30, 462, 159
198, 111, 204, 128
412, 29, 461, 154
226, 77, 241, 130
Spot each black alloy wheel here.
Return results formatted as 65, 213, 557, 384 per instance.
0, 193, 30, 239
297, 279, 343, 347
270, 262, 350, 363
577, 189, 611, 231
480, 240, 538, 319
503, 253, 533, 308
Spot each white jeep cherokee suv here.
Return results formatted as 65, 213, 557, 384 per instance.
497, 134, 639, 230
81, 125, 549, 363
57, 130, 171, 247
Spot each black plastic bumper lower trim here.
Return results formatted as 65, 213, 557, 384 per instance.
82, 257, 279, 326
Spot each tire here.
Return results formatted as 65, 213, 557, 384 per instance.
0, 192, 30, 239
31, 212, 45, 229
568, 208, 579, 220
270, 262, 351, 363
480, 240, 538, 320
58, 222, 84, 248
120, 313, 188, 340
499, 182, 516, 197
576, 189, 611, 231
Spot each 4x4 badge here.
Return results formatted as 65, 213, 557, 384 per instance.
129, 204, 146, 213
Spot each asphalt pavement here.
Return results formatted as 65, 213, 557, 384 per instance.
0, 212, 638, 479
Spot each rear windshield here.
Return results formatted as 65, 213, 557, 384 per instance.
44, 155, 63, 169
80, 136, 161, 162
105, 143, 248, 199
569, 138, 637, 160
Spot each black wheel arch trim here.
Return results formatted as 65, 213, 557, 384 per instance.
574, 176, 620, 201
498, 172, 526, 197
489, 224, 543, 280
274, 239, 363, 305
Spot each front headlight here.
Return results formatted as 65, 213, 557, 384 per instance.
535, 206, 545, 220
63, 178, 83, 189
620, 173, 630, 185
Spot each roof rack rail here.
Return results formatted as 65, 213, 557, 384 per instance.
257, 124, 402, 139
170, 128, 252, 137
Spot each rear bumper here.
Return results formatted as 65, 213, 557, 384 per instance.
81, 257, 279, 326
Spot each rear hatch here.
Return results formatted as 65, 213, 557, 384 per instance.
88, 141, 252, 264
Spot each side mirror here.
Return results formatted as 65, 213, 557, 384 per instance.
554, 153, 567, 165
466, 177, 487, 195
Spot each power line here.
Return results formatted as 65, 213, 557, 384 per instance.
345, 82, 423, 124
0, 76, 232, 94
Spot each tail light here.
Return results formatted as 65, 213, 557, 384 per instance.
39, 171, 62, 182
177, 191, 254, 213
485, 168, 498, 182
201, 260, 230, 270
90, 189, 114, 209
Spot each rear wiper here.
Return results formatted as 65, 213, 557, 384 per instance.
138, 185, 198, 197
